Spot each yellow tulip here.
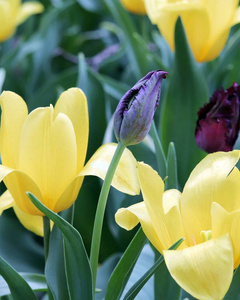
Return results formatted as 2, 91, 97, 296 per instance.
120, 0, 146, 15
0, 88, 140, 235
0, 0, 44, 42
144, 0, 240, 62
116, 150, 240, 299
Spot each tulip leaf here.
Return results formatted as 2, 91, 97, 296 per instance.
0, 256, 37, 300
166, 142, 178, 190
105, 228, 147, 300
223, 265, 240, 300
103, 0, 149, 79
0, 273, 47, 297
45, 222, 70, 300
27, 192, 93, 300
160, 17, 208, 187
123, 238, 184, 300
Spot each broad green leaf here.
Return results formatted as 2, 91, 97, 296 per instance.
27, 193, 93, 300
0, 273, 47, 297
166, 142, 178, 190
105, 228, 146, 300
95, 253, 121, 300
123, 238, 184, 300
224, 266, 240, 300
76, 0, 102, 12
160, 18, 208, 187
0, 257, 37, 300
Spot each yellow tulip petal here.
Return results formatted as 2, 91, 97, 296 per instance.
0, 91, 28, 168
0, 190, 14, 215
16, 2, 44, 25
54, 88, 89, 173
162, 189, 187, 249
181, 150, 240, 246
120, 0, 146, 15
164, 234, 233, 300
53, 175, 83, 213
0, 3, 15, 41
13, 205, 44, 236
19, 107, 77, 211
212, 202, 240, 269
232, 7, 240, 26
115, 202, 163, 252
80, 143, 140, 195
0, 164, 43, 215
137, 162, 173, 249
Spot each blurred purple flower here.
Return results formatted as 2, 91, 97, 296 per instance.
195, 83, 240, 153
114, 70, 167, 146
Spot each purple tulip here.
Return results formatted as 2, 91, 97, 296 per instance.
114, 70, 167, 146
195, 83, 240, 153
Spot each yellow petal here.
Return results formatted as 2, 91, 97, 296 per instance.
115, 202, 163, 252
137, 162, 172, 249
0, 91, 28, 168
13, 205, 44, 236
181, 150, 240, 246
53, 175, 83, 213
162, 189, 187, 249
18, 107, 77, 211
80, 143, 140, 195
120, 0, 146, 15
212, 202, 240, 269
232, 6, 240, 26
164, 234, 233, 300
54, 88, 89, 173
0, 2, 15, 41
0, 165, 43, 215
16, 2, 44, 25
0, 190, 14, 215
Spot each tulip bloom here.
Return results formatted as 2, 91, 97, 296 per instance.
120, 0, 146, 14
116, 150, 240, 299
0, 0, 44, 42
144, 0, 240, 62
195, 82, 240, 153
114, 70, 167, 146
0, 89, 140, 235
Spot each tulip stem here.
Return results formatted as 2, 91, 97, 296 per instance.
150, 121, 167, 178
90, 142, 125, 295
43, 216, 51, 262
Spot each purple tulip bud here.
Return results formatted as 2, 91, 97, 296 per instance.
114, 70, 167, 146
195, 83, 240, 153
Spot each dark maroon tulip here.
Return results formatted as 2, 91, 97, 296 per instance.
114, 70, 167, 146
195, 83, 240, 153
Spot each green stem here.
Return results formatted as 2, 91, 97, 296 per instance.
43, 216, 51, 262
150, 121, 167, 178
90, 142, 125, 294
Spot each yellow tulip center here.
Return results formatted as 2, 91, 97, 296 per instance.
200, 230, 212, 242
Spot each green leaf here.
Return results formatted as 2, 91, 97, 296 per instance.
45, 224, 70, 300
223, 266, 240, 300
0, 257, 37, 300
123, 238, 184, 300
105, 228, 146, 300
0, 273, 47, 297
95, 253, 121, 300
160, 18, 208, 187
166, 142, 178, 190
76, 0, 102, 12
27, 193, 93, 300
103, 0, 149, 79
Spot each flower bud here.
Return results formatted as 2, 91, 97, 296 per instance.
114, 70, 167, 146
195, 83, 240, 153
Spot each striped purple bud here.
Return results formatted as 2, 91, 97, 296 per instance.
114, 70, 167, 146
